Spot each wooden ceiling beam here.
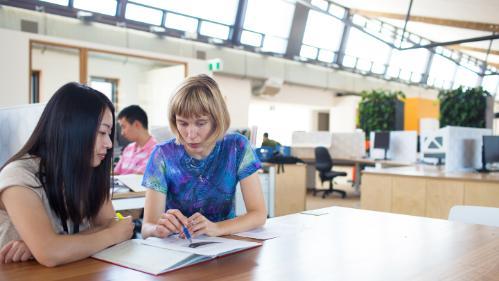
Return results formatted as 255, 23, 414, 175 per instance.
351, 9, 499, 33
450, 45, 499, 56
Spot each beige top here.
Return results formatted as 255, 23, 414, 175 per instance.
0, 156, 90, 248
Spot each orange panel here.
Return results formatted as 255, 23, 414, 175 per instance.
403, 98, 439, 132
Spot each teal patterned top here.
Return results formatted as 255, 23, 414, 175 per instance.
142, 133, 261, 222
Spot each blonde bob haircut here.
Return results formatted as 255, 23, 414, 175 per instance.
169, 74, 231, 145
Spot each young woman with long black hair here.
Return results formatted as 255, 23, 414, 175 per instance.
0, 82, 133, 266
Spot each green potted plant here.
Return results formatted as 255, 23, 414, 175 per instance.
358, 89, 406, 139
438, 86, 492, 128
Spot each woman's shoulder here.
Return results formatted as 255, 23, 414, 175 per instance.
223, 132, 249, 145
1, 155, 39, 175
154, 138, 178, 150
151, 138, 184, 157
0, 155, 41, 191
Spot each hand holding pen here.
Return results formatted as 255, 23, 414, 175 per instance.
155, 209, 192, 240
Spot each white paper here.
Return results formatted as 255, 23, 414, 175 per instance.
115, 174, 147, 192
142, 235, 259, 257
233, 228, 280, 240
300, 209, 330, 216
234, 221, 307, 239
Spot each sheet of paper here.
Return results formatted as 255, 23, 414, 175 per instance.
115, 174, 147, 192
233, 228, 280, 240
142, 235, 260, 257
300, 209, 330, 216
234, 221, 306, 239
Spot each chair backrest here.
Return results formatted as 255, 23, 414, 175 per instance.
448, 205, 499, 227
314, 146, 332, 173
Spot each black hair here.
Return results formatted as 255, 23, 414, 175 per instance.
2, 82, 115, 227
263, 132, 269, 138
117, 105, 148, 129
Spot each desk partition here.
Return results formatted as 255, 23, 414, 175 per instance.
0, 103, 45, 166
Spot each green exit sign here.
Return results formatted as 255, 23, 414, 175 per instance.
208, 59, 223, 71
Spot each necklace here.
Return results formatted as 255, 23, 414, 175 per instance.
183, 144, 219, 184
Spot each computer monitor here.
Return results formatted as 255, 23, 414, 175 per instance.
373, 132, 390, 160
113, 122, 130, 162
479, 135, 499, 172
422, 136, 445, 165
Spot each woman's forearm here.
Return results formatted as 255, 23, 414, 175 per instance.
215, 209, 267, 236
35, 227, 118, 267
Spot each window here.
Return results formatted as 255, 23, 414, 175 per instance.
90, 77, 118, 104
344, 28, 391, 72
39, 0, 69, 5
311, 0, 328, 11
73, 0, 117, 16
240, 30, 263, 47
387, 48, 430, 83
428, 54, 457, 89
164, 13, 198, 33
199, 21, 230, 40
300, 45, 318, 60
31, 70, 40, 103
482, 74, 499, 97
133, 0, 238, 26
125, 3, 163, 26
301, 9, 344, 61
328, 4, 345, 19
243, 0, 295, 54
453, 66, 479, 89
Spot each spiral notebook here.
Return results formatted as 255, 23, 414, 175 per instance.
92, 236, 261, 275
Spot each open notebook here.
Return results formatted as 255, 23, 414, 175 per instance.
92, 236, 261, 275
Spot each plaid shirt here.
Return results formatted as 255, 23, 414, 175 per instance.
114, 136, 157, 175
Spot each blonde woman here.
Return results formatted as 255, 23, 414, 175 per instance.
141, 74, 266, 239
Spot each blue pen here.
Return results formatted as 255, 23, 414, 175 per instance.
182, 225, 192, 244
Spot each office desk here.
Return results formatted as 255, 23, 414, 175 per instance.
2, 207, 498, 281
112, 190, 146, 211
303, 157, 411, 194
362, 165, 499, 218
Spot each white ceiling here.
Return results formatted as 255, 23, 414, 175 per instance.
332, 0, 499, 65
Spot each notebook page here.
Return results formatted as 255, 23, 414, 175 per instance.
142, 236, 260, 257
92, 239, 195, 275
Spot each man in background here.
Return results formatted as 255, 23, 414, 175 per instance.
261, 132, 281, 148
114, 105, 157, 175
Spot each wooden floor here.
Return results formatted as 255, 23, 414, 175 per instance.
306, 182, 360, 210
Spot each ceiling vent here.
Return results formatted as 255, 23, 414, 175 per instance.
252, 78, 283, 97
21, 20, 38, 34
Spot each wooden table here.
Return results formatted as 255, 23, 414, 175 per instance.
2, 207, 498, 280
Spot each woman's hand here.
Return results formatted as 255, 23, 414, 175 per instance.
153, 209, 189, 238
188, 212, 221, 237
0, 240, 33, 264
108, 216, 134, 243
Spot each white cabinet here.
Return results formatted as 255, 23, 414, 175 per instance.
235, 167, 275, 217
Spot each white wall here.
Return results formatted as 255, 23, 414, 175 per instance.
0, 29, 29, 106
214, 74, 252, 128
32, 47, 79, 102
141, 65, 185, 127
88, 54, 152, 109
330, 96, 362, 132
0, 27, 206, 107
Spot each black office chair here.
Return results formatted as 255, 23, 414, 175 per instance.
314, 146, 347, 199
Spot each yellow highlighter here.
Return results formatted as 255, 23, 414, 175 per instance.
116, 212, 124, 220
